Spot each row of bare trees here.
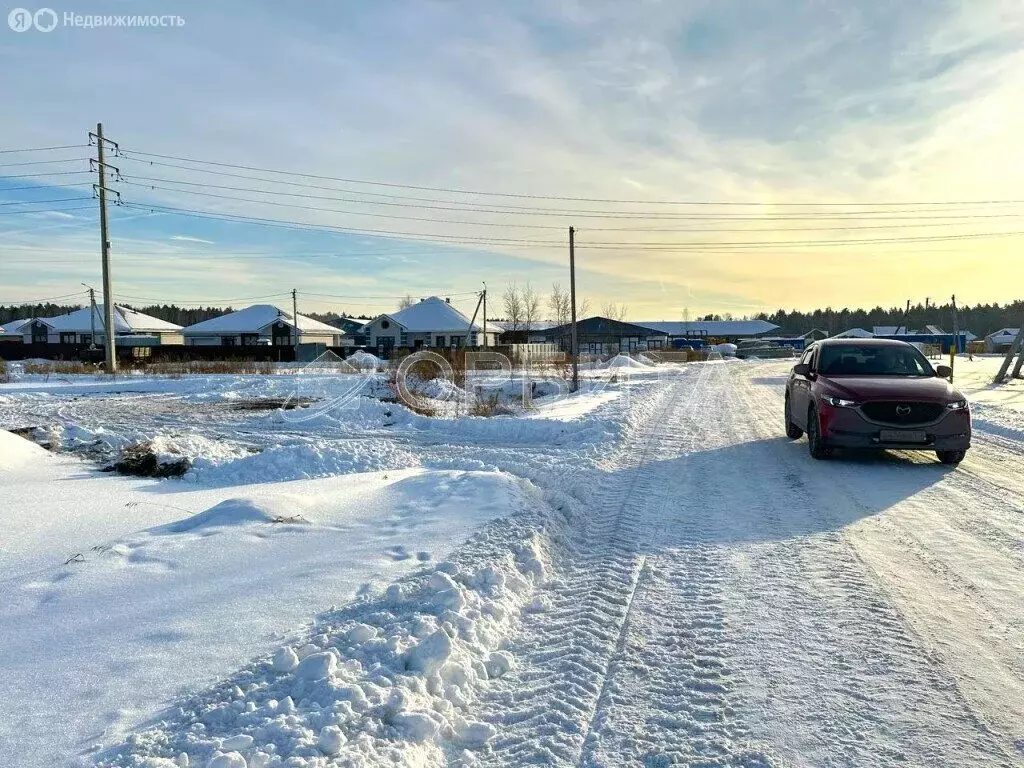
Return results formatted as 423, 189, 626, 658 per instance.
502, 282, 602, 333
394, 285, 624, 333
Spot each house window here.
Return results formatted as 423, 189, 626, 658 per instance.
221, 336, 237, 346
436, 335, 446, 347
60, 332, 76, 344
32, 324, 47, 344
240, 334, 259, 346
381, 319, 391, 330
80, 334, 92, 346
132, 346, 152, 359
272, 322, 291, 346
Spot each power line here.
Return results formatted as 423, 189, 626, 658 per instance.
118, 200, 1024, 249
0, 291, 88, 304
118, 170, 1024, 223
118, 201, 563, 245
116, 291, 293, 305
119, 147, 1024, 207
0, 157, 90, 169
119, 180, 568, 229
0, 196, 94, 207
0, 204, 95, 216
0, 182, 95, 193
117, 158, 1024, 218
0, 171, 94, 181
0, 144, 88, 155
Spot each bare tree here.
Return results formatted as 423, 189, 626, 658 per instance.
577, 296, 591, 319
398, 294, 414, 310
601, 301, 628, 322
522, 281, 540, 333
549, 283, 569, 327
503, 283, 524, 334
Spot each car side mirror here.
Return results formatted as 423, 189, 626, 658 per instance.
935, 364, 952, 378
793, 363, 811, 376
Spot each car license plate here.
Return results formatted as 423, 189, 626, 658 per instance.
879, 429, 928, 443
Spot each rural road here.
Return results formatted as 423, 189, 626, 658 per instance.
467, 361, 1024, 767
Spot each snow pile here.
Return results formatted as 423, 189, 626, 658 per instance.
187, 439, 420, 485
712, 343, 738, 357
159, 498, 281, 533
603, 353, 651, 370
346, 351, 383, 371
97, 533, 551, 767
0, 429, 49, 471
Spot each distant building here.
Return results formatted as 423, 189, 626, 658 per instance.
363, 296, 498, 353
833, 327, 874, 338
13, 305, 183, 345
0, 318, 31, 343
182, 304, 342, 346
543, 317, 670, 355
984, 328, 1020, 353
635, 319, 779, 345
493, 320, 560, 344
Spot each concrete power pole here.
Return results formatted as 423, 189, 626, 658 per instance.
569, 226, 579, 393
90, 123, 119, 373
292, 288, 300, 361
482, 283, 488, 348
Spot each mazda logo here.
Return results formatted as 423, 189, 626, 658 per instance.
895, 404, 912, 416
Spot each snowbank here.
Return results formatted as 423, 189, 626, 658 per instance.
0, 463, 526, 768
95, 478, 551, 768
0, 429, 49, 471
346, 350, 383, 371
603, 354, 651, 370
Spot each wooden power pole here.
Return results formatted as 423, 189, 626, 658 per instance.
994, 307, 1024, 383
90, 122, 119, 373
569, 226, 579, 392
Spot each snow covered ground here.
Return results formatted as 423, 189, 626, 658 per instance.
1, 357, 1023, 767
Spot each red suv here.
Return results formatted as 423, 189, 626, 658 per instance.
784, 339, 971, 464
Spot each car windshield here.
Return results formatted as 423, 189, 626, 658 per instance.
817, 344, 935, 376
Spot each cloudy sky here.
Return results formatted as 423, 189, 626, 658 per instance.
1, 0, 1022, 320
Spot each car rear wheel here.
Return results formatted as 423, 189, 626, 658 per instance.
936, 449, 966, 465
784, 396, 803, 439
807, 405, 828, 460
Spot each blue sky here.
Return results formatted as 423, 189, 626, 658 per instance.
2, 0, 1023, 319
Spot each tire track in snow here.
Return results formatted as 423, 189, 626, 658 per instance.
578, 360, 773, 768
468, 361, 754, 766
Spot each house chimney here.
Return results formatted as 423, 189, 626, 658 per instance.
445, 297, 450, 304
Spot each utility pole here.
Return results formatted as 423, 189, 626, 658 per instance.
482, 283, 488, 348
82, 283, 97, 350
292, 288, 300, 361
994, 306, 1024, 383
89, 123, 119, 373
950, 294, 959, 381
569, 226, 579, 392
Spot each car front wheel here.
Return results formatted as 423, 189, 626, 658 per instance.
807, 405, 828, 460
936, 449, 966, 465
784, 396, 803, 439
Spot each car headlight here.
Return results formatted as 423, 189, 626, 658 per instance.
822, 395, 858, 407
946, 399, 969, 410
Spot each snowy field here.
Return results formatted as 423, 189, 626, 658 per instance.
1, 356, 1023, 767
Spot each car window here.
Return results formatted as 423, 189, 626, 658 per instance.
799, 346, 814, 366
818, 344, 935, 376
